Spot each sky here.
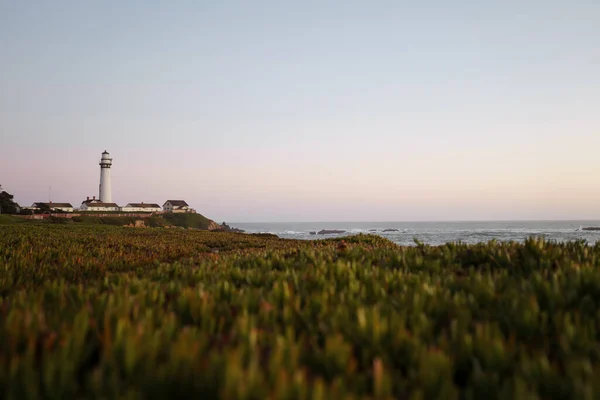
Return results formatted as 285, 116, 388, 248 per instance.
1, 0, 599, 222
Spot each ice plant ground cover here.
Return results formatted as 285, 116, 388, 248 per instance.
1, 225, 600, 399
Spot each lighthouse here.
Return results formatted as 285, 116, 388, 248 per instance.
99, 150, 113, 203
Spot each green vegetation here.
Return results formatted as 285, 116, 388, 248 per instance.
162, 212, 214, 229
5, 213, 212, 229
71, 213, 214, 229
71, 215, 171, 227
0, 215, 37, 225
0, 188, 19, 214
1, 225, 600, 398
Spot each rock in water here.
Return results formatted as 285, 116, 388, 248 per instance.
215, 221, 245, 233
383, 229, 399, 232
317, 229, 346, 235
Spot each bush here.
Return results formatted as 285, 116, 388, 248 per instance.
0, 189, 19, 214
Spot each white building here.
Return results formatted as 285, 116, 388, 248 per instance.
162, 200, 195, 213
120, 203, 162, 213
99, 150, 113, 203
80, 202, 120, 212
32, 202, 75, 213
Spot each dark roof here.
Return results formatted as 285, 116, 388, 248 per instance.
81, 199, 101, 205
34, 202, 73, 208
126, 203, 161, 208
164, 200, 189, 207
102, 150, 109, 154
85, 203, 119, 208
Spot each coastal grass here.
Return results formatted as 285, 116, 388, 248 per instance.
71, 212, 213, 229
0, 215, 43, 225
71, 215, 172, 227
5, 213, 210, 229
1, 225, 600, 398
162, 212, 214, 229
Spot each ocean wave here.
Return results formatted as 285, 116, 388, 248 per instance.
234, 222, 600, 246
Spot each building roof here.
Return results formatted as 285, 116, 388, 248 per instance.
125, 203, 161, 208
85, 202, 119, 208
102, 150, 109, 154
33, 202, 74, 208
81, 199, 101, 205
164, 200, 189, 207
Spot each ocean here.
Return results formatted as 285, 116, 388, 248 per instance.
231, 221, 600, 246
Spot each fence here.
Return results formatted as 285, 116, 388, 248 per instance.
19, 213, 158, 220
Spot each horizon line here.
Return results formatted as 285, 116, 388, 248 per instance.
228, 219, 600, 224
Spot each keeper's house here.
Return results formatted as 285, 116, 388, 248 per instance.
80, 202, 120, 212
162, 200, 195, 213
32, 202, 74, 213
120, 203, 162, 213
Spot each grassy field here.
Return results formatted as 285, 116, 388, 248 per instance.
0, 215, 43, 225
1, 212, 218, 230
1, 225, 600, 399
3, 212, 217, 229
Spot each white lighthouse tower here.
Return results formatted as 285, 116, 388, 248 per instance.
99, 150, 113, 203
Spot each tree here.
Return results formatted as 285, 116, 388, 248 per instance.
0, 186, 19, 214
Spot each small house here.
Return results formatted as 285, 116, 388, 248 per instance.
80, 202, 120, 212
32, 202, 75, 213
120, 203, 162, 213
162, 200, 195, 213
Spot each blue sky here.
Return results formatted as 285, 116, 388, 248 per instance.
1, 1, 599, 221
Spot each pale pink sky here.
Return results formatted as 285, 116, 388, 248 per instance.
2, 1, 599, 222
